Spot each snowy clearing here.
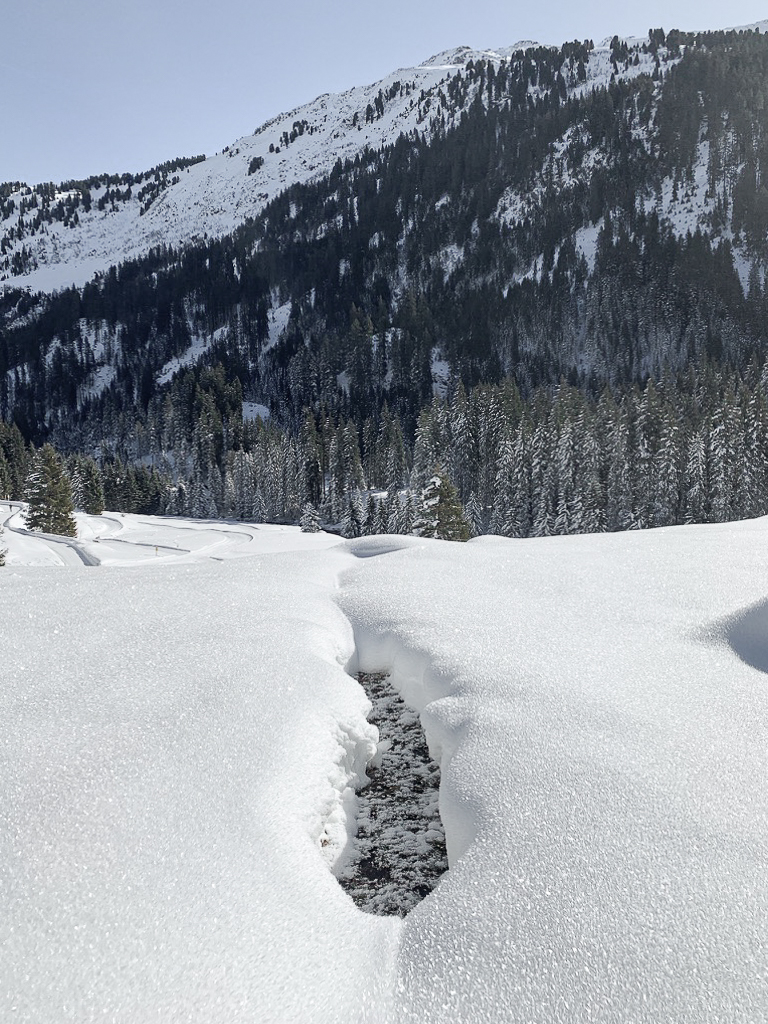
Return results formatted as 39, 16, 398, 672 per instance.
2, 510, 767, 1022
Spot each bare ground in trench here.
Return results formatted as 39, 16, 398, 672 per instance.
337, 671, 448, 916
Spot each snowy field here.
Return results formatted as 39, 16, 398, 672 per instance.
2, 505, 767, 1022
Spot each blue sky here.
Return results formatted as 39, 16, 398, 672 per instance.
3, 0, 768, 185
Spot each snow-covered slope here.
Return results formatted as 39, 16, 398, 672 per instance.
0, 37, 663, 296
0, 49, 488, 294
3, 22, 766, 298
2, 508, 768, 1022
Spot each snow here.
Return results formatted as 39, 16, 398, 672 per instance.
242, 400, 270, 422
0, 39, 670, 299
575, 221, 601, 272
2, 505, 768, 1021
340, 527, 768, 1021
0, 53, 475, 295
264, 300, 292, 353
79, 362, 117, 401
0, 503, 340, 566
727, 19, 768, 34
658, 138, 712, 237
156, 326, 227, 384
436, 242, 463, 282
430, 347, 451, 396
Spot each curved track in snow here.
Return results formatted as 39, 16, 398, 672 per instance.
1, 503, 100, 566
1, 506, 336, 567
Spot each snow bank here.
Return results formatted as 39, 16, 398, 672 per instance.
3, 513, 768, 1022
1, 533, 399, 1023
338, 526, 768, 1022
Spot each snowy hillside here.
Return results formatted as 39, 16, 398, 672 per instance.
0, 50, 483, 293
2, 507, 767, 1022
0, 39, 662, 295
4, 21, 768, 298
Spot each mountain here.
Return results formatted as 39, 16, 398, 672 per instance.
0, 43, 577, 294
3, 24, 767, 297
5, 24, 768, 534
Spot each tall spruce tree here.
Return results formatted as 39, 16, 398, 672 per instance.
299, 502, 321, 533
24, 445, 77, 537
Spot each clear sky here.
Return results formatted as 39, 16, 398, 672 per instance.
3, 0, 768, 186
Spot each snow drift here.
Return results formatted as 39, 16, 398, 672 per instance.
2, 509, 767, 1022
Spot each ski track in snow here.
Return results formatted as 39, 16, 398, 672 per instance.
1, 503, 338, 566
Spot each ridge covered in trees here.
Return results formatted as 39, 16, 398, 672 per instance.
3, 28, 768, 536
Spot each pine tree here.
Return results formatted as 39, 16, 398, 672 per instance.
69, 456, 105, 515
69, 459, 85, 512
413, 465, 471, 541
363, 492, 378, 535
24, 445, 77, 537
300, 502, 322, 533
385, 488, 401, 533
165, 480, 188, 517
464, 492, 484, 536
341, 493, 365, 538
252, 490, 268, 523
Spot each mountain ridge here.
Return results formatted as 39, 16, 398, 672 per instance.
1, 35, 664, 294
6, 24, 768, 536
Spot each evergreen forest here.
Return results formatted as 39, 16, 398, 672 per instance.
3, 28, 768, 538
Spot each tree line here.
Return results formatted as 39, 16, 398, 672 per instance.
4, 354, 768, 546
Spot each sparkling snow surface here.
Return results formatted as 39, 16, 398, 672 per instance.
2, 510, 768, 1022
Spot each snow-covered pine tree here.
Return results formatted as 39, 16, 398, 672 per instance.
165, 480, 188, 516
449, 382, 473, 498
69, 459, 85, 512
385, 488, 401, 533
327, 427, 346, 521
300, 502, 322, 533
711, 390, 742, 522
384, 415, 408, 495
553, 419, 577, 535
604, 409, 634, 531
575, 417, 606, 534
413, 466, 471, 542
401, 491, 417, 534
24, 445, 77, 537
188, 470, 217, 519
341, 492, 365, 538
375, 495, 389, 534
464, 492, 484, 536
80, 458, 105, 515
653, 414, 683, 526
530, 423, 556, 538
226, 449, 256, 519
222, 468, 237, 519
683, 427, 709, 524
412, 401, 449, 490
299, 410, 324, 508
490, 433, 522, 535
363, 492, 378, 535
252, 489, 268, 523
67, 456, 105, 515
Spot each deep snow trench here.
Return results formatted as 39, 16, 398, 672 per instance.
337, 671, 448, 916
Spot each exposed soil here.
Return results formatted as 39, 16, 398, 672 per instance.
337, 671, 448, 916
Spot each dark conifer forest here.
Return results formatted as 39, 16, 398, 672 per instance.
3, 28, 768, 535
